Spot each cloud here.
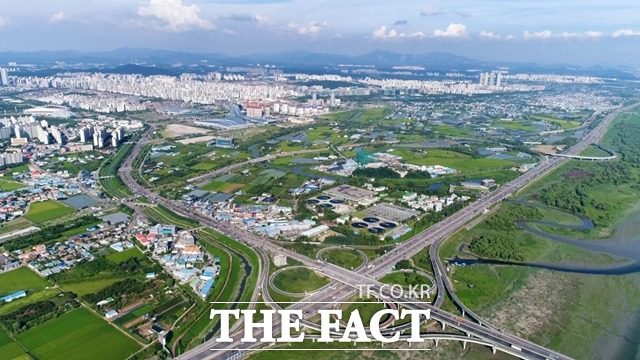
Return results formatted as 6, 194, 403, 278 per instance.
221, 13, 271, 26
478, 31, 502, 40
138, 0, 215, 32
455, 10, 472, 18
287, 21, 328, 36
433, 23, 468, 38
523, 30, 604, 40
612, 29, 640, 38
561, 31, 603, 39
372, 26, 426, 40
420, 5, 442, 16
49, 12, 66, 24
523, 30, 553, 40
393, 20, 409, 26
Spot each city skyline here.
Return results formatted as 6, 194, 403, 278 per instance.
2, 0, 640, 66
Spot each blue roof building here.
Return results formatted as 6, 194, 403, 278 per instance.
0, 290, 26, 303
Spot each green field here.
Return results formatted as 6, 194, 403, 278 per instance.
342, 298, 388, 327
391, 148, 517, 172
319, 249, 364, 270
190, 162, 218, 170
61, 278, 126, 297
0, 179, 26, 191
0, 267, 48, 297
24, 201, 75, 223
17, 308, 140, 360
531, 115, 581, 129
272, 268, 329, 293
106, 247, 145, 263
0, 329, 26, 360
98, 143, 134, 199
142, 205, 199, 229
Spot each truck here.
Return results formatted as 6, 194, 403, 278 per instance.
511, 345, 522, 351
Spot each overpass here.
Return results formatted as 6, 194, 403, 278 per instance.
547, 144, 617, 161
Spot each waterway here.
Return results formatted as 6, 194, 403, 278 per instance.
203, 247, 252, 342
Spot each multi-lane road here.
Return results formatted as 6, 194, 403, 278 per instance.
119, 103, 636, 360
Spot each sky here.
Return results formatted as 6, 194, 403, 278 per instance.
1, 0, 640, 66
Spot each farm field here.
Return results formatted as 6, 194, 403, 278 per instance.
24, 200, 75, 223
16, 308, 140, 360
0, 329, 26, 360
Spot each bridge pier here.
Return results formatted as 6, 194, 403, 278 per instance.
492, 345, 496, 355
462, 340, 467, 349
441, 322, 446, 330
434, 339, 439, 347
462, 310, 465, 317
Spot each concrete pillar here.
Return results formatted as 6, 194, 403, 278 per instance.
462, 310, 466, 317
435, 339, 439, 347
462, 340, 467, 349
441, 322, 446, 330
492, 345, 496, 354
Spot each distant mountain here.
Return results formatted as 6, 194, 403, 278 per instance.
0, 48, 635, 79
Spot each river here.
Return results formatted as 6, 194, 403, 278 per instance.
450, 200, 640, 359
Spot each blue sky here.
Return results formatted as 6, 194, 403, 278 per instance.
2, 0, 640, 65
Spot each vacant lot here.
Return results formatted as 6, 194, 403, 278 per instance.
24, 201, 75, 223
163, 124, 211, 138
17, 308, 140, 360
177, 135, 216, 144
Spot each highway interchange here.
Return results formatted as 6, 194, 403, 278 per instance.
118, 103, 637, 360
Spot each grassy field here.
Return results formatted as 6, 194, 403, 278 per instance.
342, 298, 388, 327
391, 148, 517, 172
531, 115, 581, 129
61, 278, 126, 297
98, 143, 134, 199
272, 268, 329, 293
24, 200, 75, 223
142, 205, 199, 229
16, 308, 140, 360
319, 249, 364, 270
0, 329, 26, 360
106, 247, 145, 263
0, 267, 48, 297
0, 179, 26, 191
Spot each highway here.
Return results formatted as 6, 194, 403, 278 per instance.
119, 103, 637, 360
